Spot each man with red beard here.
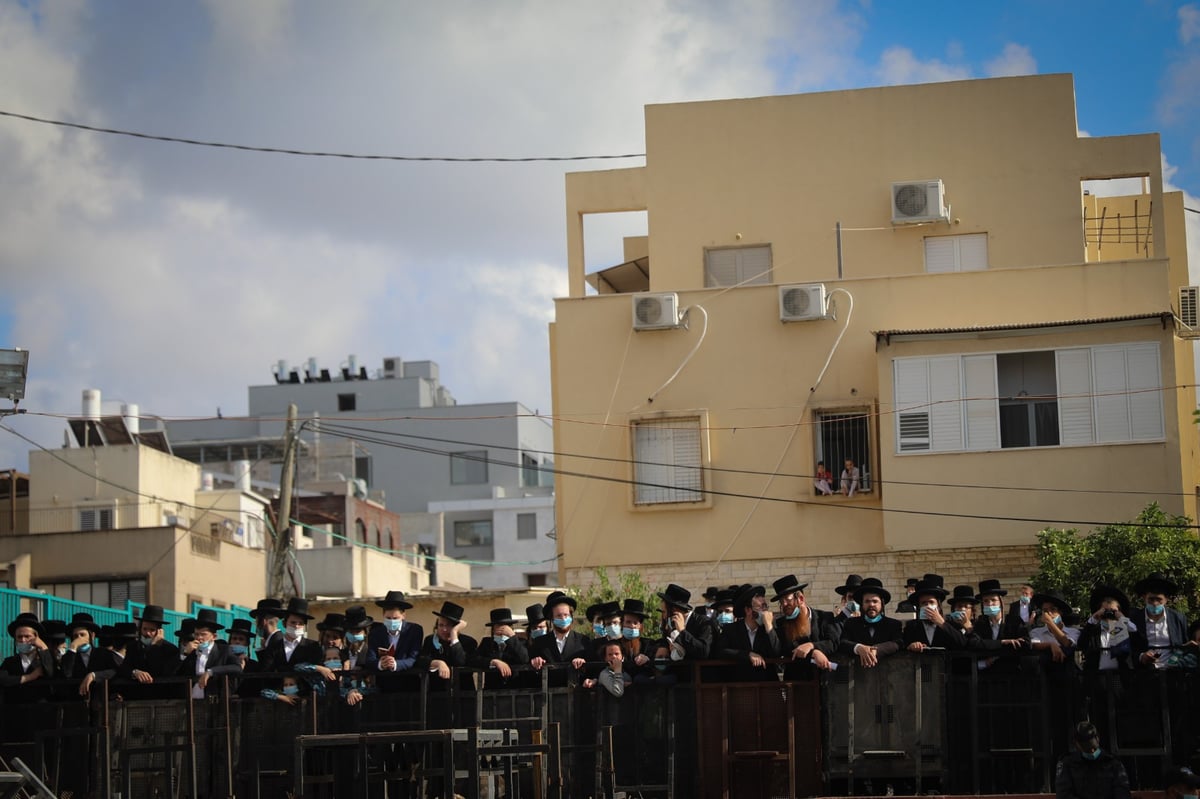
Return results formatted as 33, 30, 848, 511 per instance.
771, 574, 841, 677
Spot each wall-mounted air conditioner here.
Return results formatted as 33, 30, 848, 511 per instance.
891, 179, 949, 224
381, 356, 402, 379
632, 293, 684, 331
779, 284, 828, 322
1180, 286, 1199, 329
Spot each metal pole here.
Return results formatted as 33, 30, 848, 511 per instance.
269, 404, 298, 599
836, 222, 843, 279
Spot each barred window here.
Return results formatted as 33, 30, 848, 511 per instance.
632, 418, 704, 505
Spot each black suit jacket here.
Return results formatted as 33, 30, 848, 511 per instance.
177, 641, 243, 696
257, 636, 323, 673
902, 618, 967, 650
0, 650, 56, 702
59, 646, 117, 680
776, 608, 842, 658
123, 639, 181, 679
838, 616, 904, 657
531, 629, 590, 664
364, 621, 424, 673
716, 622, 780, 682
1004, 600, 1035, 638
655, 611, 714, 661
1130, 607, 1189, 664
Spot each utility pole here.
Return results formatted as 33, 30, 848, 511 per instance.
269, 403, 298, 599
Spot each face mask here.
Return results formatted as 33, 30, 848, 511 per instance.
531, 628, 547, 638
717, 612, 734, 625
1020, 596, 1031, 605
654, 661, 669, 673
846, 601, 859, 613
622, 627, 640, 639
592, 623, 605, 636
347, 632, 365, 643
754, 611, 766, 625
56, 645, 67, 657
140, 634, 156, 646
15, 642, 33, 654
1083, 748, 1101, 760
785, 606, 801, 621
1049, 615, 1061, 626
1147, 602, 1164, 615
198, 640, 213, 653
920, 606, 936, 620
553, 618, 572, 630
865, 613, 882, 624
606, 624, 621, 639
78, 643, 91, 653
1181, 794, 1197, 799
230, 644, 248, 656
492, 634, 509, 645
324, 659, 342, 669
282, 685, 299, 697
385, 618, 403, 633
286, 626, 305, 640
983, 605, 1001, 617
948, 610, 966, 622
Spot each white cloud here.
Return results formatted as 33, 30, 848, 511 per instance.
1180, 4, 1200, 44
875, 46, 970, 85
984, 43, 1037, 78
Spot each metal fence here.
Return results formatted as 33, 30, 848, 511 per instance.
1, 653, 1197, 798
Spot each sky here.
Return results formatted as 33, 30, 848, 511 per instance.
1, 0, 1198, 471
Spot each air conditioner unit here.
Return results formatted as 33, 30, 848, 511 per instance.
779, 284, 828, 322
891, 179, 949, 224
1180, 286, 1199, 329
632, 292, 684, 331
381, 356, 402, 378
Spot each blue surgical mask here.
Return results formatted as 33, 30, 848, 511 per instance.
622, 627, 640, 639
140, 635, 156, 647
1049, 615, 1062, 626
15, 642, 33, 654
920, 606, 936, 620
230, 644, 248, 656
324, 659, 342, 669
948, 610, 966, 622
654, 661, 669, 673
78, 643, 91, 653
198, 640, 213, 653
347, 632, 365, 643
606, 623, 621, 639
1083, 748, 1101, 760
845, 601, 859, 613
1147, 602, 1164, 615
385, 619, 403, 633
286, 625, 306, 640
1020, 595, 1031, 605
282, 684, 299, 696
592, 622, 605, 636
531, 628, 547, 638
785, 607, 801, 621
432, 637, 443, 651
983, 605, 1001, 617
492, 635, 509, 645
553, 618, 572, 630
717, 612, 735, 625
865, 613, 882, 624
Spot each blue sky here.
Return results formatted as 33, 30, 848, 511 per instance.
0, 1, 1196, 470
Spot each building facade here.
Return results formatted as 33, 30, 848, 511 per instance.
550, 74, 1197, 599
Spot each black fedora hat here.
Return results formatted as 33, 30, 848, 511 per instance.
1089, 585, 1130, 614
248, 598, 283, 620
432, 601, 466, 625
1133, 572, 1179, 597
99, 625, 115, 643
657, 584, 693, 611
42, 620, 66, 643
735, 585, 767, 611
949, 585, 979, 605
488, 608, 515, 626
770, 575, 808, 602
975, 579, 1007, 600
912, 578, 948, 602
343, 605, 374, 630
620, 598, 647, 619
67, 612, 101, 634
7, 612, 42, 638
853, 578, 891, 605
835, 574, 864, 596
544, 591, 577, 613
281, 597, 314, 621
905, 577, 919, 589
175, 618, 197, 640
375, 590, 413, 611
1031, 589, 1073, 617
228, 618, 256, 639
193, 608, 225, 632
702, 586, 720, 602
596, 601, 621, 619
112, 622, 138, 641
712, 589, 737, 607
585, 603, 602, 621
134, 604, 168, 625
316, 613, 346, 633
525, 603, 547, 625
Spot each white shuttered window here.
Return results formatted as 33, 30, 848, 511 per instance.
704, 246, 772, 287
924, 234, 988, 273
633, 418, 704, 504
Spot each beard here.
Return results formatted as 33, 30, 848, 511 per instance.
780, 607, 811, 641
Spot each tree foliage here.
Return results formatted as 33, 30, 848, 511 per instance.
1032, 503, 1200, 617
571, 566, 662, 632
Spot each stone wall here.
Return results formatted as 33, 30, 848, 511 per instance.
564, 544, 1039, 608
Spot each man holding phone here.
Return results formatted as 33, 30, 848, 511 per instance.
366, 590, 423, 691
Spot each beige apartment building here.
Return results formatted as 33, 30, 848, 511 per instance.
549, 74, 1197, 600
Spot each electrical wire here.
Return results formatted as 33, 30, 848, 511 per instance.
0, 109, 645, 163
644, 305, 708, 405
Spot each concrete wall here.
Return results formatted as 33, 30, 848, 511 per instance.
294, 545, 430, 598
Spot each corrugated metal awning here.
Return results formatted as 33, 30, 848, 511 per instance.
873, 312, 1172, 347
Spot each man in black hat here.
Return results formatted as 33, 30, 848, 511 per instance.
834, 574, 864, 621
524, 602, 548, 642
896, 577, 920, 614
1, 613, 54, 699
415, 601, 477, 680
715, 585, 780, 681
60, 613, 116, 684
1077, 586, 1136, 673
1130, 572, 1188, 669
1163, 766, 1200, 799
340, 605, 373, 670
531, 591, 589, 674
1054, 721, 1130, 799
1029, 589, 1079, 664
772, 574, 840, 675
178, 609, 244, 699
472, 607, 529, 685
250, 597, 284, 651
655, 583, 713, 662
591, 600, 623, 660
838, 578, 903, 667
903, 575, 966, 652
972, 579, 1026, 669
366, 590, 423, 687
126, 604, 180, 686
258, 597, 323, 673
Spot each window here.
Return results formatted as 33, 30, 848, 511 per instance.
525, 573, 549, 587
704, 245, 772, 287
632, 418, 704, 505
355, 519, 367, 544
520, 453, 540, 487
893, 342, 1163, 453
453, 519, 493, 547
410, 572, 419, 590
338, 393, 357, 411
36, 578, 147, 609
517, 513, 537, 540
924, 234, 987, 273
190, 533, 220, 559
355, 455, 372, 485
814, 410, 873, 493
450, 450, 488, 484
79, 507, 114, 531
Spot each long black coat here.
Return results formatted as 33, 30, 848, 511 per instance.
902, 618, 968, 650
715, 622, 780, 682
256, 636, 323, 673
177, 640, 244, 696
838, 616, 904, 657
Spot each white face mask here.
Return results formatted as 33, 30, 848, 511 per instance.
286, 625, 306, 640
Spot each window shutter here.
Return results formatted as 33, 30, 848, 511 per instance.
737, 246, 772, 285
962, 354, 999, 449
80, 509, 96, 531
923, 238, 957, 273
1126, 343, 1163, 440
894, 359, 931, 451
1092, 347, 1132, 442
704, 250, 739, 287
929, 356, 963, 451
958, 234, 988, 271
634, 419, 703, 504
704, 246, 771, 287
1056, 348, 1095, 445
924, 234, 987, 273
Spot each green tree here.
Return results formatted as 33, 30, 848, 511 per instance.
1032, 503, 1200, 617
571, 566, 662, 633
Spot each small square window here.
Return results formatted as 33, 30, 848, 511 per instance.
338, 393, 357, 411
450, 451, 488, 484
453, 519, 493, 547
517, 513, 537, 540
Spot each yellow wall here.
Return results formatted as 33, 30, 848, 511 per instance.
551, 73, 1197, 585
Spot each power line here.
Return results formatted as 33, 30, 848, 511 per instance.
0, 109, 646, 164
